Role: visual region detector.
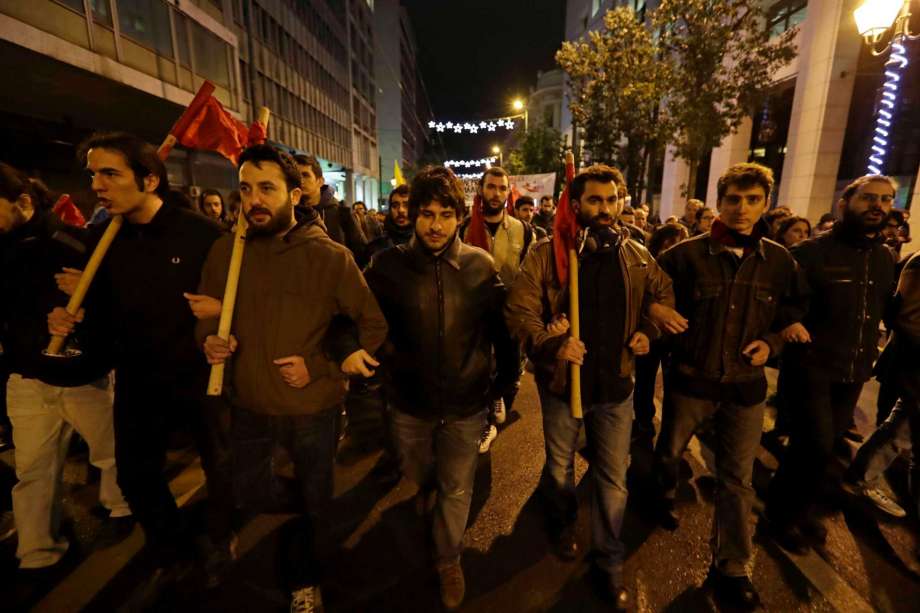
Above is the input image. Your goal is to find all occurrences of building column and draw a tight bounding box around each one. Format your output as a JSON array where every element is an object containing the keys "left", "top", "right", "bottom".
[
  {"left": 907, "top": 162, "right": 920, "bottom": 257},
  {"left": 706, "top": 118, "right": 753, "bottom": 206},
  {"left": 659, "top": 146, "right": 691, "bottom": 221},
  {"left": 345, "top": 169, "right": 355, "bottom": 205},
  {"left": 777, "top": 0, "right": 861, "bottom": 222}
]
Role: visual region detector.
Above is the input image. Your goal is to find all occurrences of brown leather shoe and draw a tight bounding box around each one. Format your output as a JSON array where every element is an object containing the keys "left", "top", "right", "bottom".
[{"left": 436, "top": 561, "right": 465, "bottom": 610}]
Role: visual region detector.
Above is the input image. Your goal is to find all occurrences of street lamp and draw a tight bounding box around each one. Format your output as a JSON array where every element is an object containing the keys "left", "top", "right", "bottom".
[
  {"left": 512, "top": 98, "right": 529, "bottom": 132},
  {"left": 853, "top": 0, "right": 919, "bottom": 174},
  {"left": 492, "top": 145, "right": 503, "bottom": 167}
]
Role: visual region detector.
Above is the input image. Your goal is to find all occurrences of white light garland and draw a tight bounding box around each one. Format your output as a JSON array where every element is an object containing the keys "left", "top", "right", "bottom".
[
  {"left": 427, "top": 117, "right": 518, "bottom": 134},
  {"left": 455, "top": 173, "right": 484, "bottom": 180},
  {"left": 444, "top": 156, "right": 497, "bottom": 169}
]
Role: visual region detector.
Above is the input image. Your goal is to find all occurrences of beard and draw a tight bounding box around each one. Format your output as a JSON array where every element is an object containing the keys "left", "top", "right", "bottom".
[
  {"left": 578, "top": 210, "right": 614, "bottom": 231},
  {"left": 482, "top": 198, "right": 505, "bottom": 216},
  {"left": 245, "top": 201, "right": 294, "bottom": 236},
  {"left": 842, "top": 205, "right": 887, "bottom": 233}
]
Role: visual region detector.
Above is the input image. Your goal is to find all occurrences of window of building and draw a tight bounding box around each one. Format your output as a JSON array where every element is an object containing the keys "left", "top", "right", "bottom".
[
  {"left": 91, "top": 0, "right": 113, "bottom": 26},
  {"left": 173, "top": 12, "right": 191, "bottom": 66},
  {"left": 191, "top": 21, "right": 230, "bottom": 88},
  {"left": 54, "top": 0, "right": 84, "bottom": 14},
  {"left": 118, "top": 0, "right": 174, "bottom": 58},
  {"left": 768, "top": 0, "right": 807, "bottom": 36}
]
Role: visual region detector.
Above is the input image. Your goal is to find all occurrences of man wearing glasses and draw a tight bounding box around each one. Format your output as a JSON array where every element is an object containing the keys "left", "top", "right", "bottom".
[
  {"left": 765, "top": 175, "right": 898, "bottom": 554},
  {"left": 652, "top": 163, "right": 801, "bottom": 611}
]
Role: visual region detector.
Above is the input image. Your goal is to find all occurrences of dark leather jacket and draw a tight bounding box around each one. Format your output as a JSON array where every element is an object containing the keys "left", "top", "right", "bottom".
[
  {"left": 784, "top": 224, "right": 896, "bottom": 382},
  {"left": 363, "top": 234, "right": 519, "bottom": 419},
  {"left": 657, "top": 233, "right": 800, "bottom": 384}
]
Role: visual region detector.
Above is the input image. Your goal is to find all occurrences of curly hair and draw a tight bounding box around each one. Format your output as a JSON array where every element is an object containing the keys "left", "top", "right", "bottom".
[{"left": 409, "top": 166, "right": 466, "bottom": 219}]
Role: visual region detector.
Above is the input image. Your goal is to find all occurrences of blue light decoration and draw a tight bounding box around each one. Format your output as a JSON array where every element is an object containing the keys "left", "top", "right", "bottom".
[{"left": 868, "top": 38, "right": 908, "bottom": 175}]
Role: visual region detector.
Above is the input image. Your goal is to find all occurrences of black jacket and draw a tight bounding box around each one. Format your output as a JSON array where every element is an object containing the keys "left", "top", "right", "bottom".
[
  {"left": 363, "top": 234, "right": 519, "bottom": 419},
  {"left": 299, "top": 185, "right": 367, "bottom": 265},
  {"left": 533, "top": 210, "right": 554, "bottom": 238},
  {"left": 657, "top": 232, "right": 800, "bottom": 388},
  {"left": 365, "top": 216, "right": 414, "bottom": 263},
  {"left": 89, "top": 203, "right": 224, "bottom": 381},
  {"left": 0, "top": 211, "right": 112, "bottom": 387},
  {"left": 785, "top": 223, "right": 897, "bottom": 382}
]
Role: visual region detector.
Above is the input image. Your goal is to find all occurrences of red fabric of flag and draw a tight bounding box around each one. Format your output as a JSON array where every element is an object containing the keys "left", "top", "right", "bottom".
[
  {"left": 552, "top": 157, "right": 578, "bottom": 286},
  {"left": 52, "top": 194, "right": 85, "bottom": 227},
  {"left": 465, "top": 194, "right": 490, "bottom": 251},
  {"left": 178, "top": 96, "right": 250, "bottom": 164}
]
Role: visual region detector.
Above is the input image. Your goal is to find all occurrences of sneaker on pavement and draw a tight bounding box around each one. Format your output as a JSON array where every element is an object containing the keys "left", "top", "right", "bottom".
[
  {"left": 0, "top": 510, "right": 15, "bottom": 542},
  {"left": 491, "top": 397, "right": 507, "bottom": 425},
  {"left": 478, "top": 424, "right": 498, "bottom": 454},
  {"left": 291, "top": 584, "right": 324, "bottom": 613},
  {"left": 863, "top": 486, "right": 907, "bottom": 518},
  {"left": 436, "top": 561, "right": 465, "bottom": 610}
]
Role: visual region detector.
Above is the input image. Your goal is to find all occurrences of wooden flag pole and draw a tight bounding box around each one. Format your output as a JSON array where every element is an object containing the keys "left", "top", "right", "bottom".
[
  {"left": 45, "top": 82, "right": 217, "bottom": 355},
  {"left": 207, "top": 106, "right": 271, "bottom": 396},
  {"left": 564, "top": 151, "right": 582, "bottom": 419}
]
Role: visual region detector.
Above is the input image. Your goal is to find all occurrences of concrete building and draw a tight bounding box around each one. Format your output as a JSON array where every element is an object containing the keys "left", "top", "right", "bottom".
[
  {"left": 374, "top": 0, "right": 434, "bottom": 201},
  {"left": 560, "top": 0, "right": 918, "bottom": 247},
  {"left": 0, "top": 0, "right": 381, "bottom": 208},
  {"left": 527, "top": 68, "right": 564, "bottom": 133}
]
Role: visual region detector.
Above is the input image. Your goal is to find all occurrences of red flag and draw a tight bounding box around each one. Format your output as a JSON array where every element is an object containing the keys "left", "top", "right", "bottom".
[
  {"left": 52, "top": 194, "right": 85, "bottom": 227},
  {"left": 552, "top": 156, "right": 578, "bottom": 286},
  {"left": 507, "top": 184, "right": 520, "bottom": 217},
  {"left": 178, "top": 96, "right": 250, "bottom": 164},
  {"left": 465, "top": 194, "right": 490, "bottom": 251}
]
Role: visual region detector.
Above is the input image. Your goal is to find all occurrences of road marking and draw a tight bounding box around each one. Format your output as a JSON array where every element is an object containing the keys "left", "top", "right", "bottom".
[
  {"left": 773, "top": 547, "right": 874, "bottom": 613},
  {"left": 32, "top": 458, "right": 206, "bottom": 613}
]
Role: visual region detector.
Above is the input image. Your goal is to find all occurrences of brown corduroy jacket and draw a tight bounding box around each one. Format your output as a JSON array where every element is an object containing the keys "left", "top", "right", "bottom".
[{"left": 195, "top": 218, "right": 387, "bottom": 415}]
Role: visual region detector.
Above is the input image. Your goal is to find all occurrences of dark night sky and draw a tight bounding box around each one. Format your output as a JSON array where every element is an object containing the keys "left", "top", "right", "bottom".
[{"left": 402, "top": 0, "right": 566, "bottom": 161}]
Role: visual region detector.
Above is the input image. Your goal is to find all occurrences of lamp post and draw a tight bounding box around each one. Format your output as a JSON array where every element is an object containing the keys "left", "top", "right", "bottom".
[
  {"left": 491, "top": 145, "right": 503, "bottom": 167},
  {"left": 512, "top": 98, "right": 529, "bottom": 132},
  {"left": 853, "top": 0, "right": 919, "bottom": 175}
]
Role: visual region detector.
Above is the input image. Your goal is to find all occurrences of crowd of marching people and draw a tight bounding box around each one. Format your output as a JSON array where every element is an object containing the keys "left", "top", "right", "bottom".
[{"left": 0, "top": 131, "right": 918, "bottom": 613}]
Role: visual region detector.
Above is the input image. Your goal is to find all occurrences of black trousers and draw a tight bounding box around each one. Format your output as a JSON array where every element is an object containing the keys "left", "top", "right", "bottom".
[
  {"left": 765, "top": 367, "right": 863, "bottom": 528},
  {"left": 633, "top": 344, "right": 665, "bottom": 435},
  {"left": 112, "top": 370, "right": 234, "bottom": 566}
]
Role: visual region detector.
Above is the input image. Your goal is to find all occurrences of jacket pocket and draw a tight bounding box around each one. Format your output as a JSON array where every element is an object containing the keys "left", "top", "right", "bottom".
[{"left": 753, "top": 289, "right": 777, "bottom": 335}]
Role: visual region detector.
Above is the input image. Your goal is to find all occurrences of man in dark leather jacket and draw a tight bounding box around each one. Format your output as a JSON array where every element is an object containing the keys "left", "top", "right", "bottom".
[
  {"left": 363, "top": 166, "right": 517, "bottom": 611},
  {"left": 765, "top": 174, "right": 898, "bottom": 553},
  {"left": 654, "top": 163, "right": 800, "bottom": 612}
]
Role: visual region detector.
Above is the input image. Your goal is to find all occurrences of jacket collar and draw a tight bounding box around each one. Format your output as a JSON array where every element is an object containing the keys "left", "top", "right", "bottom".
[
  {"left": 706, "top": 227, "right": 767, "bottom": 260},
  {"left": 408, "top": 231, "right": 462, "bottom": 270}
]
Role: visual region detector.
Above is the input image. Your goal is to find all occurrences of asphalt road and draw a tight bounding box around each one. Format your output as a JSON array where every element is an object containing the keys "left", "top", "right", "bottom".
[{"left": 1, "top": 368, "right": 918, "bottom": 612}]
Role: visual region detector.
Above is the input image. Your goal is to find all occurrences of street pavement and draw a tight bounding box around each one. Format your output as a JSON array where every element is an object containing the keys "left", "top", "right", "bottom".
[{"left": 1, "top": 368, "right": 919, "bottom": 612}]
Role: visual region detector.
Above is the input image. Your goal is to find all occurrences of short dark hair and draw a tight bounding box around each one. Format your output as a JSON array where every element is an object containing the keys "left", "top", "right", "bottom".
[
  {"left": 716, "top": 162, "right": 774, "bottom": 202},
  {"left": 695, "top": 206, "right": 714, "bottom": 221},
  {"left": 353, "top": 201, "right": 366, "bottom": 210},
  {"left": 78, "top": 131, "right": 170, "bottom": 199},
  {"left": 0, "top": 162, "right": 54, "bottom": 211},
  {"left": 540, "top": 195, "right": 552, "bottom": 203},
  {"left": 621, "top": 205, "right": 635, "bottom": 216},
  {"left": 648, "top": 223, "right": 687, "bottom": 258},
  {"left": 293, "top": 153, "right": 323, "bottom": 179},
  {"left": 775, "top": 215, "right": 811, "bottom": 246},
  {"left": 840, "top": 174, "right": 898, "bottom": 204},
  {"left": 239, "top": 144, "right": 302, "bottom": 191},
  {"left": 199, "top": 188, "right": 224, "bottom": 212},
  {"left": 818, "top": 212, "right": 836, "bottom": 224},
  {"left": 764, "top": 207, "right": 791, "bottom": 224},
  {"left": 478, "top": 166, "right": 510, "bottom": 188},
  {"left": 409, "top": 166, "right": 466, "bottom": 220},
  {"left": 388, "top": 183, "right": 409, "bottom": 205},
  {"left": 570, "top": 164, "right": 625, "bottom": 203},
  {"left": 514, "top": 195, "right": 535, "bottom": 209}
]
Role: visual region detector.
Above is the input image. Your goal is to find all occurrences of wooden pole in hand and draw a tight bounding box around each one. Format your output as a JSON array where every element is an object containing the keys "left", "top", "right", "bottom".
[
  {"left": 565, "top": 151, "right": 582, "bottom": 419},
  {"left": 45, "top": 82, "right": 218, "bottom": 355},
  {"left": 207, "top": 106, "right": 271, "bottom": 396}
]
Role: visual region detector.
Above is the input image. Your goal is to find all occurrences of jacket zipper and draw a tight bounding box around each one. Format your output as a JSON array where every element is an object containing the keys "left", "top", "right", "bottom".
[
  {"left": 618, "top": 249, "right": 632, "bottom": 376},
  {"left": 850, "top": 250, "right": 870, "bottom": 381},
  {"left": 435, "top": 259, "right": 445, "bottom": 413}
]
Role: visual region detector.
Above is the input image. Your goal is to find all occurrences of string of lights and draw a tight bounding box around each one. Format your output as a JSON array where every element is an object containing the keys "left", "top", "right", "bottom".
[
  {"left": 444, "top": 157, "right": 497, "bottom": 168},
  {"left": 427, "top": 118, "right": 518, "bottom": 134},
  {"left": 867, "top": 39, "right": 907, "bottom": 175}
]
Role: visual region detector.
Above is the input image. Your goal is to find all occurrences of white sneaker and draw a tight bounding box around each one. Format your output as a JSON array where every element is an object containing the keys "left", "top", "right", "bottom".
[
  {"left": 863, "top": 487, "right": 907, "bottom": 518},
  {"left": 492, "top": 397, "right": 507, "bottom": 425},
  {"left": 0, "top": 511, "right": 14, "bottom": 542},
  {"left": 291, "top": 585, "right": 323, "bottom": 613},
  {"left": 478, "top": 425, "right": 498, "bottom": 454}
]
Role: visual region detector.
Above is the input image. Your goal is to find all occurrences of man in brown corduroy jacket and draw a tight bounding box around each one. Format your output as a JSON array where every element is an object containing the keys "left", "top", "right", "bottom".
[{"left": 195, "top": 144, "right": 386, "bottom": 612}]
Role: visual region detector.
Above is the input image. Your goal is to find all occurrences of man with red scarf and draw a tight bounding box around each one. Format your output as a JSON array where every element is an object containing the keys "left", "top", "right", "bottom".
[{"left": 652, "top": 163, "right": 802, "bottom": 612}]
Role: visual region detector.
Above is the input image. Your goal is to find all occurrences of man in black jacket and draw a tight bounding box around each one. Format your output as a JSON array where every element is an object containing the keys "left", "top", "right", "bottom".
[
  {"left": 765, "top": 174, "right": 898, "bottom": 552},
  {"left": 365, "top": 184, "right": 413, "bottom": 261},
  {"left": 362, "top": 166, "right": 518, "bottom": 610},
  {"left": 47, "top": 133, "right": 232, "bottom": 589},
  {"left": 0, "top": 162, "right": 131, "bottom": 571},
  {"left": 654, "top": 163, "right": 801, "bottom": 612},
  {"left": 294, "top": 153, "right": 367, "bottom": 264}
]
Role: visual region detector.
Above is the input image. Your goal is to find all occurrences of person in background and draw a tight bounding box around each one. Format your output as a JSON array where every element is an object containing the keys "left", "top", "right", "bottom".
[
  {"left": 514, "top": 195, "right": 547, "bottom": 240},
  {"left": 533, "top": 195, "right": 555, "bottom": 238},
  {"left": 353, "top": 201, "right": 382, "bottom": 242},
  {"left": 693, "top": 207, "right": 716, "bottom": 235},
  {"left": 815, "top": 212, "right": 836, "bottom": 236},
  {"left": 199, "top": 189, "right": 226, "bottom": 226},
  {"left": 679, "top": 199, "right": 703, "bottom": 230},
  {"left": 775, "top": 216, "right": 811, "bottom": 249}
]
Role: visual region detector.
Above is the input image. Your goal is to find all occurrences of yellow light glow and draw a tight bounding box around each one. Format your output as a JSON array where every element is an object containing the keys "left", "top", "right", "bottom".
[
  {"left": 491, "top": 145, "right": 501, "bottom": 154},
  {"left": 853, "top": 0, "right": 903, "bottom": 37},
  {"left": 512, "top": 99, "right": 524, "bottom": 111}
]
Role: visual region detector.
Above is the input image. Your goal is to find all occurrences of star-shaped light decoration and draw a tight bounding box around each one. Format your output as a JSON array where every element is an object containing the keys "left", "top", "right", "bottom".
[{"left": 428, "top": 121, "right": 436, "bottom": 128}]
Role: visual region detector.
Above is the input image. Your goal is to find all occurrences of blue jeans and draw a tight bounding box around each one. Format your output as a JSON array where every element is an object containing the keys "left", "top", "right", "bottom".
[
  {"left": 231, "top": 405, "right": 337, "bottom": 589},
  {"left": 390, "top": 408, "right": 487, "bottom": 564},
  {"left": 538, "top": 386, "right": 633, "bottom": 582}
]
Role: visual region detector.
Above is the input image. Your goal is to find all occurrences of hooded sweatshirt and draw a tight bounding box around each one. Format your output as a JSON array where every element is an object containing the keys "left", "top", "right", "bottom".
[{"left": 195, "top": 213, "right": 387, "bottom": 415}]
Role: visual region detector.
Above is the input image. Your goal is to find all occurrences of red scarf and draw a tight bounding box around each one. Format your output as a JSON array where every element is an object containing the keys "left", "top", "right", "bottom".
[{"left": 709, "top": 219, "right": 762, "bottom": 257}]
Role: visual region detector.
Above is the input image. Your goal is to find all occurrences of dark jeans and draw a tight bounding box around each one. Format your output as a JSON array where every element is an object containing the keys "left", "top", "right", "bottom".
[
  {"left": 848, "top": 395, "right": 920, "bottom": 516},
  {"left": 538, "top": 385, "right": 633, "bottom": 582},
  {"left": 766, "top": 368, "right": 863, "bottom": 529},
  {"left": 633, "top": 344, "right": 663, "bottom": 435},
  {"left": 231, "top": 405, "right": 336, "bottom": 589},
  {"left": 654, "top": 391, "right": 764, "bottom": 577},
  {"left": 390, "top": 407, "right": 486, "bottom": 564},
  {"left": 113, "top": 372, "right": 234, "bottom": 566}
]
